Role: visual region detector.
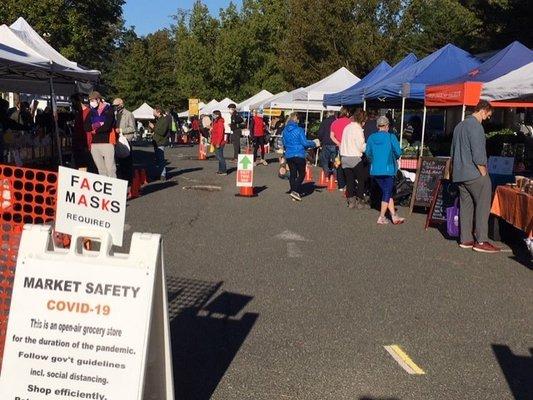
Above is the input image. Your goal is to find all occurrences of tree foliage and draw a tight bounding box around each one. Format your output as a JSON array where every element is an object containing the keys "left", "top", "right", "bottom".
[{"left": 2, "top": 0, "right": 531, "bottom": 110}]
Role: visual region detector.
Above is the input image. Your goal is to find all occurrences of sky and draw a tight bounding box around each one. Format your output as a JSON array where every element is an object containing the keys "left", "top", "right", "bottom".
[{"left": 123, "top": 0, "right": 238, "bottom": 36}]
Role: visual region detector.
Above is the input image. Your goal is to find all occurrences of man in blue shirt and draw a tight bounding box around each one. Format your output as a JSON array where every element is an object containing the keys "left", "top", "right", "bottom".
[{"left": 451, "top": 100, "right": 500, "bottom": 253}]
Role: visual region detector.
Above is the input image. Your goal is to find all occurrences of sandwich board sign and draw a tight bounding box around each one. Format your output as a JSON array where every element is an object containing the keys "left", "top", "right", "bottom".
[
  {"left": 0, "top": 225, "right": 174, "bottom": 400},
  {"left": 237, "top": 154, "right": 254, "bottom": 187},
  {"left": 55, "top": 166, "right": 128, "bottom": 246}
]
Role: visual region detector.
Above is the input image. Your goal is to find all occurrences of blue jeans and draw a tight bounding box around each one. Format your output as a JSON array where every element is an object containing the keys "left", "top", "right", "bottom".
[
  {"left": 155, "top": 146, "right": 166, "bottom": 178},
  {"left": 215, "top": 145, "right": 227, "bottom": 173},
  {"left": 320, "top": 145, "right": 337, "bottom": 175}
]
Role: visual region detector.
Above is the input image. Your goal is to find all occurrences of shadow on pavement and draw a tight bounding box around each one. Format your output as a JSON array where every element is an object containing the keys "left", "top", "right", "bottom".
[
  {"left": 359, "top": 397, "right": 400, "bottom": 400},
  {"left": 492, "top": 344, "right": 533, "bottom": 400},
  {"left": 166, "top": 275, "right": 259, "bottom": 400},
  {"left": 166, "top": 167, "right": 204, "bottom": 180},
  {"left": 139, "top": 181, "right": 178, "bottom": 196}
]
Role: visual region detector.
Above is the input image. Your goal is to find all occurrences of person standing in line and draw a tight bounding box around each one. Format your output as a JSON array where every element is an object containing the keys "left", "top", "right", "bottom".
[
  {"left": 70, "top": 94, "right": 94, "bottom": 172},
  {"left": 228, "top": 103, "right": 244, "bottom": 162},
  {"left": 451, "top": 100, "right": 500, "bottom": 253},
  {"left": 150, "top": 106, "right": 172, "bottom": 181},
  {"left": 250, "top": 110, "right": 268, "bottom": 166},
  {"left": 317, "top": 110, "right": 337, "bottom": 179},
  {"left": 211, "top": 110, "right": 227, "bottom": 175},
  {"left": 282, "top": 113, "right": 320, "bottom": 201},
  {"left": 340, "top": 110, "right": 369, "bottom": 209},
  {"left": 113, "top": 98, "right": 135, "bottom": 185},
  {"left": 330, "top": 107, "right": 352, "bottom": 191},
  {"left": 200, "top": 114, "right": 211, "bottom": 139},
  {"left": 365, "top": 116, "right": 405, "bottom": 225},
  {"left": 88, "top": 91, "right": 117, "bottom": 178},
  {"left": 191, "top": 116, "right": 201, "bottom": 143}
]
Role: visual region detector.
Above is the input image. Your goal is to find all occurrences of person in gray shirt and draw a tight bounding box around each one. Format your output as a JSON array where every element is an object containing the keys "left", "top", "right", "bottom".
[{"left": 451, "top": 100, "right": 500, "bottom": 253}]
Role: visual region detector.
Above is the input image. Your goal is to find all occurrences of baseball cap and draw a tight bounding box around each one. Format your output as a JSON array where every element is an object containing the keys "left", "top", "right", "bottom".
[{"left": 377, "top": 116, "right": 389, "bottom": 127}]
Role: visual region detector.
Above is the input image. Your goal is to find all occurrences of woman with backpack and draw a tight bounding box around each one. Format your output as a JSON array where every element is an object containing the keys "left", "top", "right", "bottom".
[{"left": 365, "top": 116, "right": 405, "bottom": 225}]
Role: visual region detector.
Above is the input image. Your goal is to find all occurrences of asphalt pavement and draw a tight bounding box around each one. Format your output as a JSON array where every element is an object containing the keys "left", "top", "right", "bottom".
[{"left": 124, "top": 144, "right": 532, "bottom": 400}]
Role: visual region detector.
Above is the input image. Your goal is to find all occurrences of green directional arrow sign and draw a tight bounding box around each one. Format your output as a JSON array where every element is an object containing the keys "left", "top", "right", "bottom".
[{"left": 239, "top": 155, "right": 252, "bottom": 170}]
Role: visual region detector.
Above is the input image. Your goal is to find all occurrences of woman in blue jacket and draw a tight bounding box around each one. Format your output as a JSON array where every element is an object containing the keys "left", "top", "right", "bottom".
[
  {"left": 365, "top": 116, "right": 405, "bottom": 225},
  {"left": 282, "top": 113, "right": 320, "bottom": 201}
]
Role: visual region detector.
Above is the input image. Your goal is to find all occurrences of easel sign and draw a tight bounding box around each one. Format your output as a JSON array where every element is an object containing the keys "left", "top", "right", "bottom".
[
  {"left": 0, "top": 225, "right": 174, "bottom": 400},
  {"left": 409, "top": 157, "right": 450, "bottom": 213},
  {"left": 424, "top": 179, "right": 460, "bottom": 230}
]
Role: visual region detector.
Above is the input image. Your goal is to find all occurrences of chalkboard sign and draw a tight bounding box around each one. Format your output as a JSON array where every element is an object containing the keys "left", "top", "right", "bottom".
[
  {"left": 425, "top": 179, "right": 459, "bottom": 229},
  {"left": 409, "top": 157, "right": 450, "bottom": 211}
]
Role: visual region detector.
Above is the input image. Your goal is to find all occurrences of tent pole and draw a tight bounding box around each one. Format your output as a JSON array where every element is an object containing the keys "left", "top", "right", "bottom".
[
  {"left": 320, "top": 110, "right": 324, "bottom": 122},
  {"left": 363, "top": 100, "right": 367, "bottom": 111},
  {"left": 461, "top": 104, "right": 466, "bottom": 121},
  {"left": 304, "top": 100, "right": 310, "bottom": 133},
  {"left": 399, "top": 97, "right": 406, "bottom": 148},
  {"left": 49, "top": 77, "right": 63, "bottom": 166},
  {"left": 420, "top": 106, "right": 427, "bottom": 158}
]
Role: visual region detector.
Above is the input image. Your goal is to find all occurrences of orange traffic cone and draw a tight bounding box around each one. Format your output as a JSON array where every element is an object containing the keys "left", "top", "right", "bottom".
[
  {"left": 236, "top": 186, "right": 256, "bottom": 197},
  {"left": 304, "top": 164, "right": 314, "bottom": 183},
  {"left": 198, "top": 142, "right": 207, "bottom": 160},
  {"left": 130, "top": 170, "right": 140, "bottom": 198},
  {"left": 327, "top": 175, "right": 337, "bottom": 192},
  {"left": 139, "top": 169, "right": 147, "bottom": 186},
  {"left": 317, "top": 170, "right": 328, "bottom": 187}
]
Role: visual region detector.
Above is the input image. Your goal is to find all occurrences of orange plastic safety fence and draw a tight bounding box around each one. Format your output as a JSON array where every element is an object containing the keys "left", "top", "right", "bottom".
[{"left": 0, "top": 164, "right": 57, "bottom": 368}]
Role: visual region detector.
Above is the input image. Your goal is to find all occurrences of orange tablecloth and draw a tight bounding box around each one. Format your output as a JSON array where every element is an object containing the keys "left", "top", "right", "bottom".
[{"left": 491, "top": 186, "right": 533, "bottom": 238}]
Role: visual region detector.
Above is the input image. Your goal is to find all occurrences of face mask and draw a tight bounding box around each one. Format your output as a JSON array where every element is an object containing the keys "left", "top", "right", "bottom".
[{"left": 90, "top": 100, "right": 98, "bottom": 109}]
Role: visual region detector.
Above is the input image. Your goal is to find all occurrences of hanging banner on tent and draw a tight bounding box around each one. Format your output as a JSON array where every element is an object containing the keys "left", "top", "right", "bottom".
[
  {"left": 55, "top": 167, "right": 128, "bottom": 246},
  {"left": 188, "top": 99, "right": 199, "bottom": 116},
  {"left": 237, "top": 154, "right": 254, "bottom": 187},
  {"left": 0, "top": 225, "right": 174, "bottom": 400}
]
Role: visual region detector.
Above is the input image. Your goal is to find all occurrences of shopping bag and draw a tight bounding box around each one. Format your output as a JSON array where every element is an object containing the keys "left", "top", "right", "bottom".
[
  {"left": 446, "top": 199, "right": 460, "bottom": 237},
  {"left": 115, "top": 133, "right": 131, "bottom": 158}
]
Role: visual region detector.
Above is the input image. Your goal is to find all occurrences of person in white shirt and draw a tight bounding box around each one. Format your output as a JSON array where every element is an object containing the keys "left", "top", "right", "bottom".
[{"left": 340, "top": 109, "right": 368, "bottom": 209}]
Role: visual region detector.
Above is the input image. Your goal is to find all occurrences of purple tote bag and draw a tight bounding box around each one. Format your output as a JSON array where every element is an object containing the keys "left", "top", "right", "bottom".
[{"left": 446, "top": 198, "right": 460, "bottom": 237}]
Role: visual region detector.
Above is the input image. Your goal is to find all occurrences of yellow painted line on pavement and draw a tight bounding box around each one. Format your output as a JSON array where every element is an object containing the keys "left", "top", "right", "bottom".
[{"left": 384, "top": 345, "right": 426, "bottom": 375}]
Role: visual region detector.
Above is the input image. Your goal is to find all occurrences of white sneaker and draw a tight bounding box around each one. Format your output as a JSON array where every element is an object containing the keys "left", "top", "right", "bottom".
[{"left": 290, "top": 191, "right": 302, "bottom": 201}]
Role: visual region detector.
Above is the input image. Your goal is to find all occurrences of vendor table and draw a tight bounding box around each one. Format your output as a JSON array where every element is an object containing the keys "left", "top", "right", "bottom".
[{"left": 490, "top": 185, "right": 533, "bottom": 238}]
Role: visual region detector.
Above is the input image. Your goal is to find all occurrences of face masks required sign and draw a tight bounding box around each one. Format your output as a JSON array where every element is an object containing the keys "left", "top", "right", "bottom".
[{"left": 55, "top": 167, "right": 128, "bottom": 246}]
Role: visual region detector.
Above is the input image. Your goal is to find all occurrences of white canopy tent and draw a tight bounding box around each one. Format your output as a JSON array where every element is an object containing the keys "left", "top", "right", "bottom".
[
  {"left": 305, "top": 67, "right": 360, "bottom": 101},
  {"left": 248, "top": 91, "right": 288, "bottom": 111},
  {"left": 10, "top": 17, "right": 100, "bottom": 82},
  {"left": 199, "top": 99, "right": 219, "bottom": 114},
  {"left": 132, "top": 103, "right": 154, "bottom": 120},
  {"left": 481, "top": 61, "right": 533, "bottom": 102},
  {"left": 0, "top": 18, "right": 100, "bottom": 164},
  {"left": 238, "top": 90, "right": 273, "bottom": 111},
  {"left": 202, "top": 98, "right": 237, "bottom": 115}
]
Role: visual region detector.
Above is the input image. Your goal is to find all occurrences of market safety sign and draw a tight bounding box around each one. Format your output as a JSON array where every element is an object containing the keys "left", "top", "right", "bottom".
[
  {"left": 0, "top": 225, "right": 174, "bottom": 400},
  {"left": 55, "top": 167, "right": 127, "bottom": 246},
  {"left": 236, "top": 154, "right": 254, "bottom": 187}
]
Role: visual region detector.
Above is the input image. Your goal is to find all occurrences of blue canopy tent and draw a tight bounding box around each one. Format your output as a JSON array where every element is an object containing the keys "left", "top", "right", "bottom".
[
  {"left": 323, "top": 61, "right": 391, "bottom": 106},
  {"left": 426, "top": 41, "right": 533, "bottom": 119},
  {"left": 363, "top": 44, "right": 481, "bottom": 149},
  {"left": 324, "top": 54, "right": 419, "bottom": 109},
  {"left": 450, "top": 41, "right": 533, "bottom": 84}
]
